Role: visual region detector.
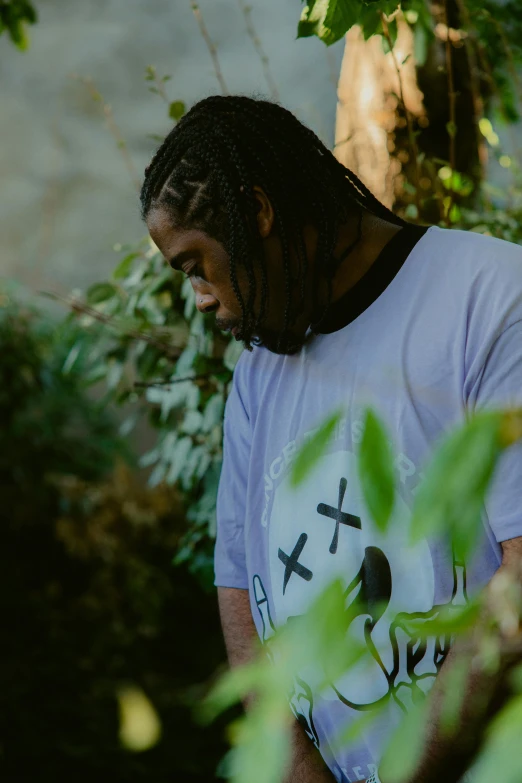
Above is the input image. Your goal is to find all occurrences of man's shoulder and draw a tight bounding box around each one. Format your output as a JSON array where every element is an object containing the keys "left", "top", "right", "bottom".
[
  {"left": 419, "top": 227, "right": 522, "bottom": 317},
  {"left": 424, "top": 225, "right": 522, "bottom": 273}
]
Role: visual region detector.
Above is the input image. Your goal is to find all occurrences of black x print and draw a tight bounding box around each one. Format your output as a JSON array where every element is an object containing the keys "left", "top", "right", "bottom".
[
  {"left": 317, "top": 477, "right": 361, "bottom": 554},
  {"left": 278, "top": 533, "right": 313, "bottom": 595}
]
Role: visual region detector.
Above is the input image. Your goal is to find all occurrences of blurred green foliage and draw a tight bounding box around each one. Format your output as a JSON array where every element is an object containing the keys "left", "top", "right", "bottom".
[
  {"left": 206, "top": 407, "right": 522, "bottom": 783},
  {"left": 0, "top": 297, "right": 230, "bottom": 781},
  {"left": 60, "top": 235, "right": 243, "bottom": 587},
  {"left": 0, "top": 296, "right": 126, "bottom": 515}
]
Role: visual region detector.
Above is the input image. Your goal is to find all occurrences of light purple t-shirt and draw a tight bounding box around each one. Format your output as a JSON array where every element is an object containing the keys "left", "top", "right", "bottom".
[{"left": 214, "top": 226, "right": 522, "bottom": 782}]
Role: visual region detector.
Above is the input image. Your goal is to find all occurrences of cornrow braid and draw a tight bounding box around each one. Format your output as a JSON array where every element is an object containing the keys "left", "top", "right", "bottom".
[{"left": 141, "top": 95, "right": 406, "bottom": 350}]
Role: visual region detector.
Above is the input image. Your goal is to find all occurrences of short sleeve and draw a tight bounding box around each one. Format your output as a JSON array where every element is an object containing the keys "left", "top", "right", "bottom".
[
  {"left": 214, "top": 358, "right": 251, "bottom": 588},
  {"left": 469, "top": 319, "right": 522, "bottom": 543}
]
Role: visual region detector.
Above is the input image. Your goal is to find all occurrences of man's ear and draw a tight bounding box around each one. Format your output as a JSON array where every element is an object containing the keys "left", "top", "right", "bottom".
[{"left": 253, "top": 186, "right": 274, "bottom": 238}]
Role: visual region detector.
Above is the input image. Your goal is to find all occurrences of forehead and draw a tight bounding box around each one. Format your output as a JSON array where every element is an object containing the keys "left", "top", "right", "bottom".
[{"left": 146, "top": 206, "right": 213, "bottom": 258}]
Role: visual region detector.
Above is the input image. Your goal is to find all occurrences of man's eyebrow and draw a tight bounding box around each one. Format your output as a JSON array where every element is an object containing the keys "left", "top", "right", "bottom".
[{"left": 167, "top": 250, "right": 194, "bottom": 271}]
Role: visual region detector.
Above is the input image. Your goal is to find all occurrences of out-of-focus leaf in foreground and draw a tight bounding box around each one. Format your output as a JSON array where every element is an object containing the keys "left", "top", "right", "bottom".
[
  {"left": 290, "top": 409, "right": 341, "bottom": 488},
  {"left": 117, "top": 684, "right": 162, "bottom": 752},
  {"left": 201, "top": 579, "right": 367, "bottom": 783},
  {"left": 379, "top": 699, "right": 430, "bottom": 783},
  {"left": 358, "top": 408, "right": 395, "bottom": 532},
  {"left": 411, "top": 412, "right": 504, "bottom": 558},
  {"left": 472, "top": 695, "right": 522, "bottom": 783}
]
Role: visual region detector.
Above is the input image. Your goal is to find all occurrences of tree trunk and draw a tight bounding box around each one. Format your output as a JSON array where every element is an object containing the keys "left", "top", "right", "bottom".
[{"left": 335, "top": 4, "right": 486, "bottom": 223}]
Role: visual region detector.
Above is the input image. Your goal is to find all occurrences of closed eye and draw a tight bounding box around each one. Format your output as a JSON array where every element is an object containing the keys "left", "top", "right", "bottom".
[
  {"left": 168, "top": 250, "right": 199, "bottom": 274},
  {"left": 167, "top": 251, "right": 207, "bottom": 282}
]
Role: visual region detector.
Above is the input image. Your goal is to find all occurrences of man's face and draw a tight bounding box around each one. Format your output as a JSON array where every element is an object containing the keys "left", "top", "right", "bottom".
[{"left": 147, "top": 205, "right": 312, "bottom": 354}]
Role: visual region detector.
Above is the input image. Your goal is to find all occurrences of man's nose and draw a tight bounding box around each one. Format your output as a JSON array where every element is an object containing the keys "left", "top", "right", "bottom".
[{"left": 196, "top": 293, "right": 219, "bottom": 314}]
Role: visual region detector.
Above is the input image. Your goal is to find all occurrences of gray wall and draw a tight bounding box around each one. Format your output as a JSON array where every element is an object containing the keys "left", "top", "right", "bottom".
[{"left": 0, "top": 0, "right": 343, "bottom": 300}]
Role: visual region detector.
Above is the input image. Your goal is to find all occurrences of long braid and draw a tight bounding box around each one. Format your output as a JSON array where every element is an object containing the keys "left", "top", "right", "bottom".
[
  {"left": 242, "top": 126, "right": 340, "bottom": 326},
  {"left": 233, "top": 137, "right": 298, "bottom": 344},
  {"left": 141, "top": 95, "right": 407, "bottom": 350},
  {"left": 211, "top": 125, "right": 260, "bottom": 325}
]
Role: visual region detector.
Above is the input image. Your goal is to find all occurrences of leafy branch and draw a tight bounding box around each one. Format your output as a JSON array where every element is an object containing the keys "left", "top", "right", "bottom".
[
  {"left": 237, "top": 0, "right": 280, "bottom": 101},
  {"left": 380, "top": 10, "right": 422, "bottom": 218},
  {"left": 42, "top": 291, "right": 183, "bottom": 362},
  {"left": 190, "top": 1, "right": 229, "bottom": 94},
  {"left": 73, "top": 75, "right": 141, "bottom": 192},
  {"left": 442, "top": 0, "right": 458, "bottom": 223}
]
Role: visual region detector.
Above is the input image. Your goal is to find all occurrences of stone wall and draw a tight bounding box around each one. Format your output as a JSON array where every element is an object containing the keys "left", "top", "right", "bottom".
[{"left": 0, "top": 0, "right": 342, "bottom": 300}]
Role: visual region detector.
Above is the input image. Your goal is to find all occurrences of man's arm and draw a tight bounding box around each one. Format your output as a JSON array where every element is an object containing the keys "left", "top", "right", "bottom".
[
  {"left": 217, "top": 586, "right": 336, "bottom": 783},
  {"left": 398, "top": 537, "right": 522, "bottom": 783}
]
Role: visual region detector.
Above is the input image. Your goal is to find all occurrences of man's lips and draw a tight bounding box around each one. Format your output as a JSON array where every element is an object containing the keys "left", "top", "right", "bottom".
[{"left": 219, "top": 323, "right": 241, "bottom": 338}]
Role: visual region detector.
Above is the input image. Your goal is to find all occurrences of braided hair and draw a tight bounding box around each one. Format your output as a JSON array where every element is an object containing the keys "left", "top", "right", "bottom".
[{"left": 141, "top": 95, "right": 405, "bottom": 351}]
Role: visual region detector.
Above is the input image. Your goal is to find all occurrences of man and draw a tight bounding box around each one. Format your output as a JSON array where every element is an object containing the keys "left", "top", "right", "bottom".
[{"left": 142, "top": 95, "right": 522, "bottom": 782}]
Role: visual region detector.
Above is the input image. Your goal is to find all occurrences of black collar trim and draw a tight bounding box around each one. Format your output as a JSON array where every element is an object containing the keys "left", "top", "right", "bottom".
[{"left": 316, "top": 222, "right": 429, "bottom": 334}]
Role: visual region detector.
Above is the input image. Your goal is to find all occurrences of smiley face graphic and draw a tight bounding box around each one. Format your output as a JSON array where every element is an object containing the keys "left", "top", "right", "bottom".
[{"left": 266, "top": 449, "right": 437, "bottom": 711}]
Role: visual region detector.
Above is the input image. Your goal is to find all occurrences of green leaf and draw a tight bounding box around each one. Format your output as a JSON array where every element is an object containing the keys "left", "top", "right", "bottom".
[
  {"left": 202, "top": 393, "right": 225, "bottom": 433},
  {"left": 145, "top": 269, "right": 173, "bottom": 296},
  {"left": 0, "top": 0, "right": 37, "bottom": 50},
  {"left": 289, "top": 410, "right": 341, "bottom": 488},
  {"left": 12, "top": 21, "right": 29, "bottom": 49},
  {"left": 62, "top": 343, "right": 82, "bottom": 375},
  {"left": 297, "top": 0, "right": 358, "bottom": 47},
  {"left": 438, "top": 658, "right": 470, "bottom": 736},
  {"left": 402, "top": 181, "right": 417, "bottom": 195},
  {"left": 282, "top": 578, "right": 366, "bottom": 682},
  {"left": 380, "top": 699, "right": 429, "bottom": 782},
  {"left": 358, "top": 5, "right": 383, "bottom": 40},
  {"left": 411, "top": 412, "right": 504, "bottom": 558},
  {"left": 509, "top": 663, "right": 522, "bottom": 693},
  {"left": 223, "top": 337, "right": 243, "bottom": 372},
  {"left": 413, "top": 21, "right": 428, "bottom": 67},
  {"left": 332, "top": 706, "right": 385, "bottom": 754},
  {"left": 200, "top": 661, "right": 267, "bottom": 723},
  {"left": 117, "top": 685, "right": 162, "bottom": 752},
  {"left": 228, "top": 707, "right": 291, "bottom": 783},
  {"left": 398, "top": 597, "right": 480, "bottom": 640},
  {"left": 166, "top": 436, "right": 193, "bottom": 484},
  {"left": 472, "top": 695, "right": 522, "bottom": 783},
  {"left": 139, "top": 447, "right": 160, "bottom": 468},
  {"left": 358, "top": 409, "right": 395, "bottom": 532},
  {"left": 205, "top": 674, "right": 293, "bottom": 782},
  {"left": 112, "top": 252, "right": 140, "bottom": 279},
  {"left": 86, "top": 282, "right": 118, "bottom": 304},
  {"left": 169, "top": 101, "right": 186, "bottom": 121},
  {"left": 107, "top": 359, "right": 124, "bottom": 390},
  {"left": 446, "top": 120, "right": 458, "bottom": 138},
  {"left": 181, "top": 410, "right": 204, "bottom": 435}
]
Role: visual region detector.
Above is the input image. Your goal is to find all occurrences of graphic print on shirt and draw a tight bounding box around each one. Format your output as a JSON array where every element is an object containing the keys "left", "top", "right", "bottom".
[{"left": 259, "top": 448, "right": 468, "bottom": 731}]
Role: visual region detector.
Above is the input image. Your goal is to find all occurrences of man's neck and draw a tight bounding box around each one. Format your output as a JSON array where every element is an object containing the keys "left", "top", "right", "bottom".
[{"left": 330, "top": 211, "right": 403, "bottom": 304}]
